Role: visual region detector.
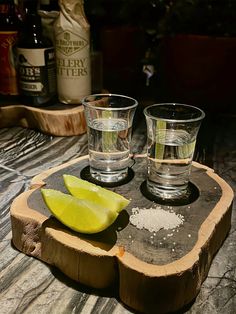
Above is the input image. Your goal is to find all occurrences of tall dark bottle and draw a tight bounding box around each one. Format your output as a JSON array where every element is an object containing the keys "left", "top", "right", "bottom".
[
  {"left": 17, "top": 0, "right": 57, "bottom": 107},
  {"left": 0, "top": 0, "right": 21, "bottom": 98}
]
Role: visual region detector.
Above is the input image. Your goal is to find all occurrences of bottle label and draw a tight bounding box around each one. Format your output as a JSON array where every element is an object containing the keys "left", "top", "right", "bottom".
[
  {"left": 55, "top": 30, "right": 91, "bottom": 104},
  {"left": 0, "top": 31, "right": 18, "bottom": 95},
  {"left": 17, "top": 47, "right": 57, "bottom": 97}
]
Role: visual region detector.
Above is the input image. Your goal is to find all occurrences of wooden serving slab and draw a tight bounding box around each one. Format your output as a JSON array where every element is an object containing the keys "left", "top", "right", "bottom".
[
  {"left": 0, "top": 103, "right": 86, "bottom": 136},
  {"left": 10, "top": 155, "right": 234, "bottom": 313}
]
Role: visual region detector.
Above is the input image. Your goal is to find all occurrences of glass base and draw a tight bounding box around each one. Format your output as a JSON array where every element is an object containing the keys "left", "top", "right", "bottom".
[
  {"left": 90, "top": 167, "right": 128, "bottom": 183},
  {"left": 80, "top": 166, "right": 134, "bottom": 188},
  {"left": 146, "top": 180, "right": 188, "bottom": 200},
  {"left": 141, "top": 180, "right": 199, "bottom": 206}
]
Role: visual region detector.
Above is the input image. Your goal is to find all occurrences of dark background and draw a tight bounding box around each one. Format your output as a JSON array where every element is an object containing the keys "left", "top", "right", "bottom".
[{"left": 83, "top": 0, "right": 236, "bottom": 116}]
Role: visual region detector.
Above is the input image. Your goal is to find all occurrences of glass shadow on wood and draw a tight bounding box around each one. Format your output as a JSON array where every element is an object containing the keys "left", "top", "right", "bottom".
[
  {"left": 140, "top": 180, "right": 199, "bottom": 206},
  {"left": 80, "top": 165, "right": 134, "bottom": 188}
]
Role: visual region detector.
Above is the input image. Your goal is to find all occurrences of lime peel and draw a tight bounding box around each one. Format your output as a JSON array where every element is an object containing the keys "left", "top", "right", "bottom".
[
  {"left": 63, "top": 174, "right": 130, "bottom": 213},
  {"left": 41, "top": 188, "right": 119, "bottom": 234}
]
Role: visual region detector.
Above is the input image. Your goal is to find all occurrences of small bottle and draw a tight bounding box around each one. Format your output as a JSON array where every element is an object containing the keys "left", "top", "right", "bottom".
[
  {"left": 0, "top": 0, "right": 21, "bottom": 99},
  {"left": 54, "top": 0, "right": 91, "bottom": 104},
  {"left": 17, "top": 0, "right": 57, "bottom": 107}
]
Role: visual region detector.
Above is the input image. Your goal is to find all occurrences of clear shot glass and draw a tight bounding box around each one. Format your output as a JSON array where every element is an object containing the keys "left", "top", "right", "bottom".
[
  {"left": 82, "top": 94, "right": 138, "bottom": 183},
  {"left": 144, "top": 103, "right": 205, "bottom": 200}
]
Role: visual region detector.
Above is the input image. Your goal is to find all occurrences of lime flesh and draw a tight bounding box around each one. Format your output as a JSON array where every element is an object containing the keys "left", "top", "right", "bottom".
[
  {"left": 41, "top": 189, "right": 119, "bottom": 234},
  {"left": 63, "top": 175, "right": 130, "bottom": 212}
]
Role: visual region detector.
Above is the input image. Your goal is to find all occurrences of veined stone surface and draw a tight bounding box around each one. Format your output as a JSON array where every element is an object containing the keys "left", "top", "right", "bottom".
[{"left": 0, "top": 114, "right": 236, "bottom": 313}]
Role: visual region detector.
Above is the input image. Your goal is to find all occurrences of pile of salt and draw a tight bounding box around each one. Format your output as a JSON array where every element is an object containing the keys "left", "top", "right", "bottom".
[{"left": 130, "top": 207, "right": 184, "bottom": 233}]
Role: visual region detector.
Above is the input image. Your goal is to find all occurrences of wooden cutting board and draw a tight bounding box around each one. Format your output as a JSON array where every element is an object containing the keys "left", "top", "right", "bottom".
[
  {"left": 0, "top": 103, "right": 86, "bottom": 136},
  {"left": 10, "top": 155, "right": 234, "bottom": 313}
]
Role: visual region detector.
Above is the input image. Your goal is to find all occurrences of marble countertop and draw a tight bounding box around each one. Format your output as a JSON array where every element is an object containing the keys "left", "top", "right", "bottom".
[{"left": 0, "top": 112, "right": 235, "bottom": 314}]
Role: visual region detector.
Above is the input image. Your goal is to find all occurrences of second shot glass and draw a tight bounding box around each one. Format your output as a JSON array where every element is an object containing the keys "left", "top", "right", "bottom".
[{"left": 144, "top": 103, "right": 205, "bottom": 200}]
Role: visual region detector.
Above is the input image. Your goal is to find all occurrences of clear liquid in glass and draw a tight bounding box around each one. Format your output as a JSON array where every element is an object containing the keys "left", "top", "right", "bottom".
[{"left": 88, "top": 118, "right": 131, "bottom": 182}]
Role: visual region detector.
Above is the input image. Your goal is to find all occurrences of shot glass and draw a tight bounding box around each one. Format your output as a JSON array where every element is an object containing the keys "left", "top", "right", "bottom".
[
  {"left": 82, "top": 94, "right": 138, "bottom": 183},
  {"left": 144, "top": 103, "right": 205, "bottom": 200}
]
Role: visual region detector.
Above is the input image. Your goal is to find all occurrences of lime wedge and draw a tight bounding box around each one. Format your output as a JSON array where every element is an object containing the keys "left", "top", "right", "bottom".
[
  {"left": 63, "top": 175, "right": 130, "bottom": 212},
  {"left": 41, "top": 189, "right": 119, "bottom": 234}
]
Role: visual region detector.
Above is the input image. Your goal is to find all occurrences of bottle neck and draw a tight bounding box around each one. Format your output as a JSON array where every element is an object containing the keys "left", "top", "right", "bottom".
[
  {"left": 23, "top": 0, "right": 39, "bottom": 15},
  {"left": 22, "top": 0, "right": 42, "bottom": 35},
  {"left": 18, "top": 0, "right": 53, "bottom": 48},
  {"left": 0, "top": 0, "right": 21, "bottom": 30},
  {"left": 40, "top": 0, "right": 59, "bottom": 11},
  {"left": 59, "top": 0, "right": 89, "bottom": 29},
  {"left": 24, "top": 14, "right": 43, "bottom": 35}
]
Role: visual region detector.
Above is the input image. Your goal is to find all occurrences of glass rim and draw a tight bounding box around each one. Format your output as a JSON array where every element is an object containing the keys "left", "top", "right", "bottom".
[
  {"left": 144, "top": 103, "right": 205, "bottom": 122},
  {"left": 82, "top": 93, "right": 138, "bottom": 111}
]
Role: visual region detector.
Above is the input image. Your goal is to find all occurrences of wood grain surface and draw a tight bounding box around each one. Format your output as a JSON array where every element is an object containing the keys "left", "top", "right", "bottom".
[
  {"left": 0, "top": 104, "right": 86, "bottom": 136},
  {"left": 10, "top": 154, "right": 233, "bottom": 313}
]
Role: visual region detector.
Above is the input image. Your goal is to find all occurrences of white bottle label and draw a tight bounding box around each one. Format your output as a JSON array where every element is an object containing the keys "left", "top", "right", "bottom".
[
  {"left": 55, "top": 30, "right": 91, "bottom": 104},
  {"left": 17, "top": 47, "right": 57, "bottom": 96}
]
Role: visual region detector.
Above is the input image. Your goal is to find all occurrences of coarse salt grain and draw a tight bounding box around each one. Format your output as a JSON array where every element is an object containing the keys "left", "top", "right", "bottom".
[{"left": 129, "top": 207, "right": 184, "bottom": 233}]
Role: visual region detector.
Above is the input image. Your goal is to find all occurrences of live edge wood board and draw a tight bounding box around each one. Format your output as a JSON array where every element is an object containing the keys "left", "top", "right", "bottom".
[
  {"left": 10, "top": 155, "right": 234, "bottom": 313},
  {"left": 0, "top": 104, "right": 86, "bottom": 136}
]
